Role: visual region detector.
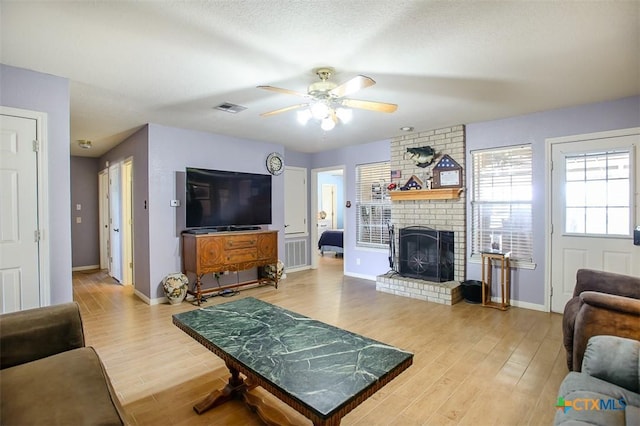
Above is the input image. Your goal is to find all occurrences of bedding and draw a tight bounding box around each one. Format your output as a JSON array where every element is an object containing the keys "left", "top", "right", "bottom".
[{"left": 318, "top": 229, "right": 344, "bottom": 256}]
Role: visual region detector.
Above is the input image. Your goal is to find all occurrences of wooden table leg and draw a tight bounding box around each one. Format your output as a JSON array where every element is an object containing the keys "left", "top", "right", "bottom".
[
  {"left": 193, "top": 274, "right": 204, "bottom": 306},
  {"left": 193, "top": 366, "right": 247, "bottom": 414},
  {"left": 194, "top": 367, "right": 305, "bottom": 426}
]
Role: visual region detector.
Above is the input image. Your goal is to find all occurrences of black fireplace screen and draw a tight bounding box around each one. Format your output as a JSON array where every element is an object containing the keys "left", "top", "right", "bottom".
[{"left": 398, "top": 226, "right": 454, "bottom": 282}]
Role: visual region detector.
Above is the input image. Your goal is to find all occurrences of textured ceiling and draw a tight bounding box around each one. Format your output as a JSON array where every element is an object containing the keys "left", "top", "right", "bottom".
[{"left": 1, "top": 1, "right": 638, "bottom": 157}]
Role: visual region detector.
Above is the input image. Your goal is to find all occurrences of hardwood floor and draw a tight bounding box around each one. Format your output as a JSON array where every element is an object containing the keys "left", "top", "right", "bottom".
[{"left": 73, "top": 257, "right": 566, "bottom": 425}]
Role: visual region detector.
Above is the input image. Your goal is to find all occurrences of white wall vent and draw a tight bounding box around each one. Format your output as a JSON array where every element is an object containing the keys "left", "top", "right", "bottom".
[{"left": 285, "top": 239, "right": 307, "bottom": 269}]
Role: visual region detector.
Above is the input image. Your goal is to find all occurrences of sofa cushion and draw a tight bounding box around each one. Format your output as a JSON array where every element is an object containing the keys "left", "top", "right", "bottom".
[
  {"left": 555, "top": 372, "right": 640, "bottom": 426},
  {"left": 582, "top": 335, "right": 640, "bottom": 394},
  {"left": 0, "top": 347, "right": 124, "bottom": 425},
  {"left": 0, "top": 302, "right": 85, "bottom": 369}
]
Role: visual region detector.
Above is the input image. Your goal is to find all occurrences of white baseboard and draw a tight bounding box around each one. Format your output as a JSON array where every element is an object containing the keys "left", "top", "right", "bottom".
[
  {"left": 502, "top": 298, "right": 547, "bottom": 312},
  {"left": 72, "top": 265, "right": 100, "bottom": 272},
  {"left": 134, "top": 289, "right": 168, "bottom": 305},
  {"left": 344, "top": 272, "right": 377, "bottom": 281},
  {"left": 285, "top": 265, "right": 311, "bottom": 273}
]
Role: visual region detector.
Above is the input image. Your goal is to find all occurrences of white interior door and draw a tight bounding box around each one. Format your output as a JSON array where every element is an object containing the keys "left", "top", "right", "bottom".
[
  {"left": 109, "top": 163, "right": 123, "bottom": 283},
  {"left": 321, "top": 183, "right": 337, "bottom": 229},
  {"left": 284, "top": 167, "right": 307, "bottom": 236},
  {"left": 549, "top": 128, "right": 640, "bottom": 313},
  {"left": 0, "top": 114, "right": 41, "bottom": 312}
]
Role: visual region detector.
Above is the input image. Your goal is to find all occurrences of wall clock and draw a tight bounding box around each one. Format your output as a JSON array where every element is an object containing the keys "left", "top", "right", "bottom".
[{"left": 266, "top": 152, "right": 284, "bottom": 175}]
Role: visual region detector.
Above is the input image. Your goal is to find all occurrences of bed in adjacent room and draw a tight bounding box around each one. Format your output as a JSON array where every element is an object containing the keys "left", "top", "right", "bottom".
[{"left": 318, "top": 229, "right": 344, "bottom": 256}]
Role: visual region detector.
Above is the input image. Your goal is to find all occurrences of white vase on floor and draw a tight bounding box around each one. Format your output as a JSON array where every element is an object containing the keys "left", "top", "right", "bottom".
[{"left": 162, "top": 273, "right": 189, "bottom": 305}]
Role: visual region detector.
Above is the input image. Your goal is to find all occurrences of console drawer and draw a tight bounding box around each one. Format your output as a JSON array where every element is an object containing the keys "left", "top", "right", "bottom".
[
  {"left": 225, "top": 248, "right": 258, "bottom": 264},
  {"left": 224, "top": 236, "right": 257, "bottom": 250}
]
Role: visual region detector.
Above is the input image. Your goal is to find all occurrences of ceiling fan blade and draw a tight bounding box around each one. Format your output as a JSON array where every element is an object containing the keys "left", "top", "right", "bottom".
[
  {"left": 329, "top": 75, "right": 375, "bottom": 98},
  {"left": 341, "top": 98, "right": 398, "bottom": 113},
  {"left": 257, "top": 85, "right": 309, "bottom": 98},
  {"left": 260, "top": 103, "right": 308, "bottom": 117}
]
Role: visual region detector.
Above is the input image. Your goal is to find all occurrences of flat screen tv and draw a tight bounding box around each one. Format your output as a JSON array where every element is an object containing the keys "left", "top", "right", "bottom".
[{"left": 186, "top": 167, "right": 272, "bottom": 229}]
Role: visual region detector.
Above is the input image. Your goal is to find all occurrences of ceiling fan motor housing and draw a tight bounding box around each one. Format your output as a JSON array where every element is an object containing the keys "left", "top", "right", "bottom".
[
  {"left": 308, "top": 67, "right": 338, "bottom": 98},
  {"left": 308, "top": 81, "right": 338, "bottom": 97}
]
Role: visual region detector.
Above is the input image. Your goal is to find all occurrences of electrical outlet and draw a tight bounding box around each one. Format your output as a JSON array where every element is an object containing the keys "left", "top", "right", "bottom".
[{"left": 76, "top": 217, "right": 82, "bottom": 224}]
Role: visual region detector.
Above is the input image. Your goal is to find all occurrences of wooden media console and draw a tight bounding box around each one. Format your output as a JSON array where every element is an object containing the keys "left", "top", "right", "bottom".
[{"left": 182, "top": 230, "right": 278, "bottom": 304}]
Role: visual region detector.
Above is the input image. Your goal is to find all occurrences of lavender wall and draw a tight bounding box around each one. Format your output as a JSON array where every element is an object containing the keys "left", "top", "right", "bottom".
[
  {"left": 312, "top": 139, "right": 392, "bottom": 279},
  {"left": 70, "top": 156, "right": 100, "bottom": 268},
  {"left": 99, "top": 126, "right": 150, "bottom": 297},
  {"left": 466, "top": 96, "right": 640, "bottom": 307},
  {"left": 147, "top": 124, "right": 285, "bottom": 300},
  {"left": 0, "top": 64, "right": 72, "bottom": 304}
]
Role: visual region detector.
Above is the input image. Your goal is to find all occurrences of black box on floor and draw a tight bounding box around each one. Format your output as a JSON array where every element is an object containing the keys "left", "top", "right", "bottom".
[{"left": 461, "top": 280, "right": 483, "bottom": 304}]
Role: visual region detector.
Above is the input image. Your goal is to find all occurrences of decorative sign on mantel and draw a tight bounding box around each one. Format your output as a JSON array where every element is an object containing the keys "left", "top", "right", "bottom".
[{"left": 431, "top": 154, "right": 462, "bottom": 189}]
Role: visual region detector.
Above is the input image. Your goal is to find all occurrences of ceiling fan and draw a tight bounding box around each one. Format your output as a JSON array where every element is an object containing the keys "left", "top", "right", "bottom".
[{"left": 257, "top": 67, "right": 398, "bottom": 122}]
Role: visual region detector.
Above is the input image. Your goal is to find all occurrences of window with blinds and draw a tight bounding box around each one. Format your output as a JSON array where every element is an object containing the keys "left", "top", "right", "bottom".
[
  {"left": 471, "top": 145, "right": 533, "bottom": 264},
  {"left": 355, "top": 161, "right": 391, "bottom": 248}
]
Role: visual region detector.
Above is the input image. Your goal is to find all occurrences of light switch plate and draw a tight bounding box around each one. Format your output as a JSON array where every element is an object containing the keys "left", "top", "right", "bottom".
[{"left": 170, "top": 200, "right": 180, "bottom": 207}]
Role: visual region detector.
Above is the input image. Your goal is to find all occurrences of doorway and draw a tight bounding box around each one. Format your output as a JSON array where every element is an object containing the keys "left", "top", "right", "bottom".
[
  {"left": 101, "top": 159, "right": 134, "bottom": 286},
  {"left": 0, "top": 107, "right": 50, "bottom": 312},
  {"left": 311, "top": 167, "right": 345, "bottom": 269},
  {"left": 547, "top": 128, "right": 640, "bottom": 313}
]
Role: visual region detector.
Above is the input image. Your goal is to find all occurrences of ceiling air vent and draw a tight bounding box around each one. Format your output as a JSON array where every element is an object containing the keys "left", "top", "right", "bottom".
[{"left": 214, "top": 102, "right": 247, "bottom": 113}]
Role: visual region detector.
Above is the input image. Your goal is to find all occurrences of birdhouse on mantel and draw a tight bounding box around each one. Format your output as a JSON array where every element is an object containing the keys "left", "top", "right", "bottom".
[{"left": 432, "top": 155, "right": 462, "bottom": 189}]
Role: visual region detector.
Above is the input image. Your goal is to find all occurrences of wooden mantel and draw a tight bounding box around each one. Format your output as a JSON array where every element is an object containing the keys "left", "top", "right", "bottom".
[{"left": 390, "top": 188, "right": 463, "bottom": 201}]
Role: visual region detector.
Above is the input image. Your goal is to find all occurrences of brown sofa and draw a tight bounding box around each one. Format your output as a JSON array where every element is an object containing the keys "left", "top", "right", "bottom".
[
  {"left": 0, "top": 302, "right": 126, "bottom": 425},
  {"left": 562, "top": 269, "right": 640, "bottom": 371}
]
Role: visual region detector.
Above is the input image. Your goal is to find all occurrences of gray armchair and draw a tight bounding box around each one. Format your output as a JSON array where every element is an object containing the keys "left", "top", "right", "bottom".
[{"left": 555, "top": 335, "right": 640, "bottom": 425}]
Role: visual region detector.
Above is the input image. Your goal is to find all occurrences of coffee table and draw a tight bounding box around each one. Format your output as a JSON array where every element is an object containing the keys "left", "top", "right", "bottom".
[{"left": 173, "top": 297, "right": 413, "bottom": 426}]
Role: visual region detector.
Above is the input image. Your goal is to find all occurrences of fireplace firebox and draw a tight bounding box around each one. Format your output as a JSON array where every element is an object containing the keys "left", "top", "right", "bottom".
[{"left": 398, "top": 226, "right": 454, "bottom": 282}]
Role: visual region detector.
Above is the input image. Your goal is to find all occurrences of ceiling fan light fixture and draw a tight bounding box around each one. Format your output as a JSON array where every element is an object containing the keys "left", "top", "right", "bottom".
[
  {"left": 297, "top": 109, "right": 312, "bottom": 125},
  {"left": 321, "top": 117, "right": 336, "bottom": 131},
  {"left": 310, "top": 101, "right": 330, "bottom": 120},
  {"left": 335, "top": 107, "right": 352, "bottom": 124},
  {"left": 258, "top": 67, "right": 397, "bottom": 132}
]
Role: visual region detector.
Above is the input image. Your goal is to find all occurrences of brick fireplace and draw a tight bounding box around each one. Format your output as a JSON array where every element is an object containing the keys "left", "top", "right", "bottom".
[
  {"left": 398, "top": 226, "right": 454, "bottom": 282},
  {"left": 376, "top": 125, "right": 466, "bottom": 305}
]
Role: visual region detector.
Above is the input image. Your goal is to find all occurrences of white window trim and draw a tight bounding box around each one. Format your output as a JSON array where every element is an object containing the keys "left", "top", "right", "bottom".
[{"left": 470, "top": 144, "right": 535, "bottom": 265}]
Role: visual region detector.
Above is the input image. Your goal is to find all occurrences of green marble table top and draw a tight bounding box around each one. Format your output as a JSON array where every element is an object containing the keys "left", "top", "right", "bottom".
[{"left": 173, "top": 297, "right": 413, "bottom": 419}]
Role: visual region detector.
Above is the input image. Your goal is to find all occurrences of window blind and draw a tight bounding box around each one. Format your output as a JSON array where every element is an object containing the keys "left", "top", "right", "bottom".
[
  {"left": 471, "top": 145, "right": 533, "bottom": 262},
  {"left": 355, "top": 162, "right": 391, "bottom": 247}
]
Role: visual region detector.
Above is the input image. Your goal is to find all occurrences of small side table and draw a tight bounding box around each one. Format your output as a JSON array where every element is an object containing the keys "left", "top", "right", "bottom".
[{"left": 481, "top": 251, "right": 511, "bottom": 311}]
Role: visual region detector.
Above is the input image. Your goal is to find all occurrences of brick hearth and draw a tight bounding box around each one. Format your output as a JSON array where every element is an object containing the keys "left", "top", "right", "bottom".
[{"left": 376, "top": 273, "right": 462, "bottom": 305}]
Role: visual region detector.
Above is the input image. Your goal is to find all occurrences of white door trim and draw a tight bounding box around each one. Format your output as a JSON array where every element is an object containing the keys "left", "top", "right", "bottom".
[
  {"left": 98, "top": 169, "right": 109, "bottom": 269},
  {"left": 1, "top": 106, "right": 50, "bottom": 306},
  {"left": 545, "top": 127, "right": 640, "bottom": 312},
  {"left": 310, "top": 165, "right": 346, "bottom": 270},
  {"left": 122, "top": 157, "right": 134, "bottom": 286}
]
